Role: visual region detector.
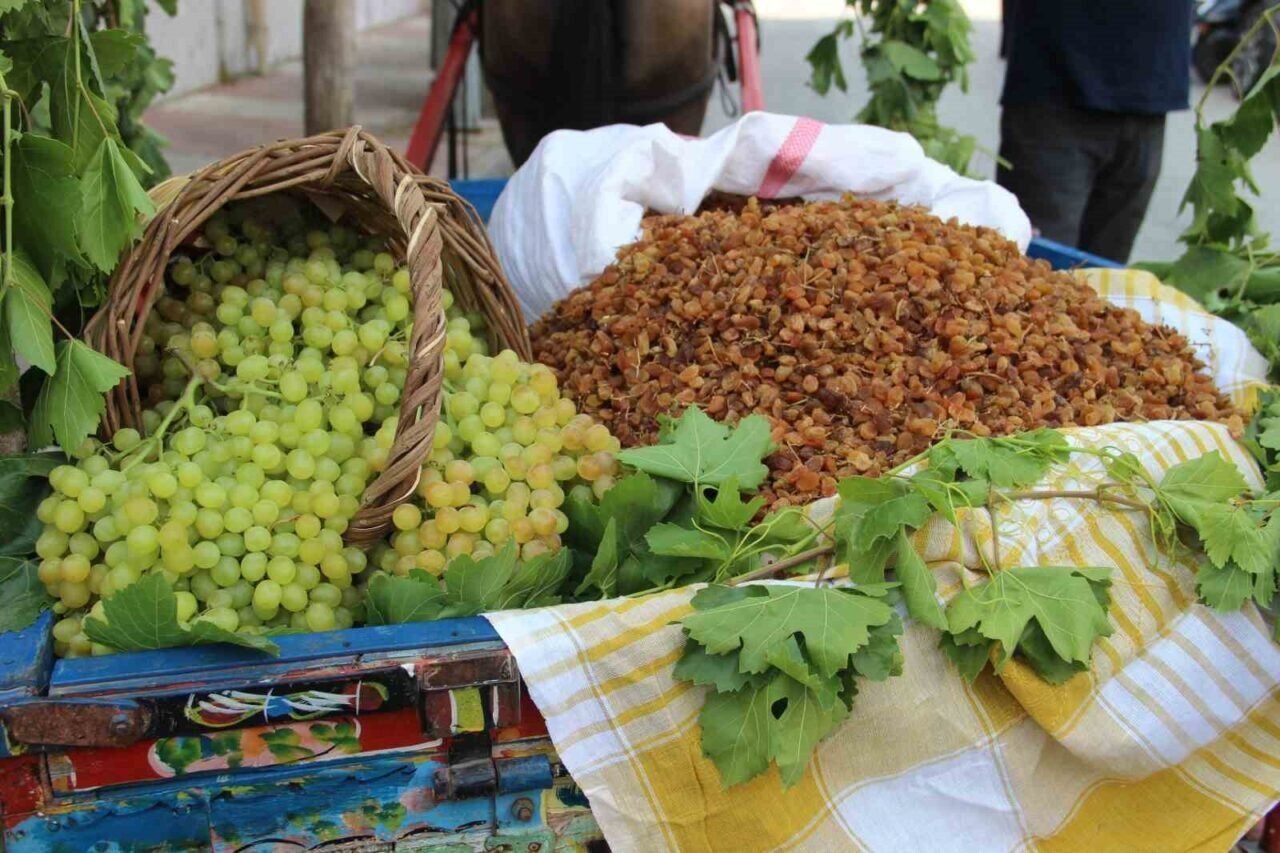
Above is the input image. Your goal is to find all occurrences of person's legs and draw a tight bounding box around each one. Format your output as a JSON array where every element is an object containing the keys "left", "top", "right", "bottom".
[
  {"left": 996, "top": 103, "right": 1100, "bottom": 248},
  {"left": 1076, "top": 114, "right": 1165, "bottom": 262}
]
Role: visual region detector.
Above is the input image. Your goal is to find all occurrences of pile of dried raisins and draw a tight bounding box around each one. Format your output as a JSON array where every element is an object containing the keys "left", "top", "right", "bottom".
[{"left": 531, "top": 196, "right": 1238, "bottom": 508}]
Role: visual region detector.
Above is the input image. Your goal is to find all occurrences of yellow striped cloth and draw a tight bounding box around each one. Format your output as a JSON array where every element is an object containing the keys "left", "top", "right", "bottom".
[{"left": 487, "top": 270, "right": 1280, "bottom": 852}]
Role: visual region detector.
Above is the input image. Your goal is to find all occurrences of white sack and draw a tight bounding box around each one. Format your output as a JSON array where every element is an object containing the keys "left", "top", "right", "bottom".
[{"left": 490, "top": 111, "right": 1032, "bottom": 322}]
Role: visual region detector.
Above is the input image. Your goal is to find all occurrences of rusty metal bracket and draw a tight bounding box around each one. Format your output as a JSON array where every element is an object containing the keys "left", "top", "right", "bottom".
[
  {"left": 418, "top": 649, "right": 523, "bottom": 737},
  {"left": 0, "top": 698, "right": 151, "bottom": 748},
  {"left": 417, "top": 648, "right": 517, "bottom": 689}
]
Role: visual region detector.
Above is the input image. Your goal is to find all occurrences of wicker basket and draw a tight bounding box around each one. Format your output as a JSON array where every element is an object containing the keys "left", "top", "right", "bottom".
[{"left": 84, "top": 127, "right": 530, "bottom": 544}]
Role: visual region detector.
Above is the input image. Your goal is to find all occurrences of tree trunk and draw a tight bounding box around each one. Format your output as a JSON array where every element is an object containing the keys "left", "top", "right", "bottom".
[{"left": 303, "top": 0, "right": 356, "bottom": 134}]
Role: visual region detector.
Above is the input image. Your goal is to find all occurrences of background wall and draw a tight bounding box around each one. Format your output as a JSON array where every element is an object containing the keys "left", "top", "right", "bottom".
[{"left": 147, "top": 0, "right": 429, "bottom": 98}]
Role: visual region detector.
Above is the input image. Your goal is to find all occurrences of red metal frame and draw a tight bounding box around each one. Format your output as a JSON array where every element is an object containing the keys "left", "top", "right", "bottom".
[
  {"left": 405, "top": 1, "right": 763, "bottom": 172},
  {"left": 405, "top": 6, "right": 480, "bottom": 171},
  {"left": 734, "top": 1, "right": 763, "bottom": 113}
]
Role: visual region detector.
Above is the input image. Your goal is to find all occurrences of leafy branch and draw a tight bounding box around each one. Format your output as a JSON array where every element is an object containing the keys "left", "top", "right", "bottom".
[
  {"left": 665, "top": 414, "right": 1277, "bottom": 789},
  {"left": 805, "top": 0, "right": 980, "bottom": 174},
  {"left": 1, "top": 0, "right": 174, "bottom": 452},
  {"left": 1138, "top": 8, "right": 1280, "bottom": 376}
]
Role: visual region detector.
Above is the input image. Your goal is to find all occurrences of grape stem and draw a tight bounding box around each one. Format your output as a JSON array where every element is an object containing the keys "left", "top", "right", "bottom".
[
  {"left": 171, "top": 346, "right": 286, "bottom": 400},
  {"left": 120, "top": 375, "right": 201, "bottom": 472},
  {"left": 725, "top": 484, "right": 1153, "bottom": 585}
]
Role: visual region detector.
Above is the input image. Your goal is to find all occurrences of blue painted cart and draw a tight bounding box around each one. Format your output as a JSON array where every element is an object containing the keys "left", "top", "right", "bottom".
[{"left": 0, "top": 180, "right": 1117, "bottom": 851}]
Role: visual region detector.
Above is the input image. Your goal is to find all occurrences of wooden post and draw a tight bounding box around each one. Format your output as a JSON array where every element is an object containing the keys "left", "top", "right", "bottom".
[{"left": 303, "top": 0, "right": 356, "bottom": 134}]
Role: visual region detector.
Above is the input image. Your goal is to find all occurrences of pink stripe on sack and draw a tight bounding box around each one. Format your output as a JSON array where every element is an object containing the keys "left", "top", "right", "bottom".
[{"left": 757, "top": 117, "right": 823, "bottom": 198}]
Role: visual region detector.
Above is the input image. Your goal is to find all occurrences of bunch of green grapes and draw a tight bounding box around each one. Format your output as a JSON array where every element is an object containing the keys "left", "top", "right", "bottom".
[
  {"left": 35, "top": 203, "right": 436, "bottom": 657},
  {"left": 373, "top": 347, "right": 621, "bottom": 579}
]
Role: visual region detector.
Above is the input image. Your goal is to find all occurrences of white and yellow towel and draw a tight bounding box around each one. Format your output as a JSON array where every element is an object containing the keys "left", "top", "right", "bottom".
[{"left": 487, "top": 271, "right": 1280, "bottom": 852}]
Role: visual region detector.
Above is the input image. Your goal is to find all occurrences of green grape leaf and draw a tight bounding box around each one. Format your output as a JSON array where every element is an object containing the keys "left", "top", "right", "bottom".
[
  {"left": 939, "top": 628, "right": 991, "bottom": 682},
  {"left": 1195, "top": 506, "right": 1280, "bottom": 575},
  {"left": 1015, "top": 621, "right": 1090, "bottom": 685},
  {"left": 1102, "top": 449, "right": 1149, "bottom": 484},
  {"left": 1181, "top": 127, "right": 1243, "bottom": 234},
  {"left": 441, "top": 541, "right": 518, "bottom": 616},
  {"left": 892, "top": 529, "right": 946, "bottom": 629},
  {"left": 79, "top": 136, "right": 155, "bottom": 271},
  {"left": 617, "top": 407, "right": 774, "bottom": 489},
  {"left": 564, "top": 471, "right": 681, "bottom": 552},
  {"left": 930, "top": 429, "right": 1070, "bottom": 488},
  {"left": 804, "top": 22, "right": 852, "bottom": 95},
  {"left": 848, "top": 613, "right": 905, "bottom": 682},
  {"left": 0, "top": 453, "right": 59, "bottom": 557},
  {"left": 364, "top": 572, "right": 446, "bottom": 625},
  {"left": 0, "top": 322, "right": 17, "bottom": 395},
  {"left": 646, "top": 523, "right": 734, "bottom": 561},
  {"left": 767, "top": 673, "right": 849, "bottom": 787},
  {"left": 761, "top": 635, "right": 825, "bottom": 688},
  {"left": 753, "top": 505, "right": 815, "bottom": 545},
  {"left": 29, "top": 340, "right": 130, "bottom": 451},
  {"left": 575, "top": 517, "right": 621, "bottom": 598},
  {"left": 0, "top": 557, "right": 54, "bottom": 633},
  {"left": 681, "top": 584, "right": 894, "bottom": 679},
  {"left": 909, "top": 468, "right": 988, "bottom": 526},
  {"left": 4, "top": 252, "right": 57, "bottom": 375},
  {"left": 627, "top": 543, "right": 708, "bottom": 591},
  {"left": 674, "top": 643, "right": 759, "bottom": 693},
  {"left": 945, "top": 566, "right": 1113, "bottom": 670},
  {"left": 1253, "top": 566, "right": 1276, "bottom": 609},
  {"left": 1196, "top": 561, "right": 1255, "bottom": 612},
  {"left": 1164, "top": 245, "right": 1251, "bottom": 306},
  {"left": 42, "top": 36, "right": 121, "bottom": 172},
  {"left": 497, "top": 549, "right": 572, "bottom": 610},
  {"left": 695, "top": 477, "right": 764, "bottom": 530},
  {"left": 1158, "top": 451, "right": 1250, "bottom": 507},
  {"left": 10, "top": 133, "right": 83, "bottom": 286},
  {"left": 879, "top": 40, "right": 942, "bottom": 81},
  {"left": 1220, "top": 65, "right": 1280, "bottom": 158},
  {"left": 87, "top": 29, "right": 144, "bottom": 78},
  {"left": 84, "top": 574, "right": 279, "bottom": 653},
  {"left": 829, "top": 471, "right": 931, "bottom": 558},
  {"left": 698, "top": 680, "right": 773, "bottom": 787}
]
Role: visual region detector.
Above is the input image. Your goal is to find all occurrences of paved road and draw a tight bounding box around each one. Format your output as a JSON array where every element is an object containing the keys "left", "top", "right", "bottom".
[{"left": 707, "top": 0, "right": 1280, "bottom": 264}]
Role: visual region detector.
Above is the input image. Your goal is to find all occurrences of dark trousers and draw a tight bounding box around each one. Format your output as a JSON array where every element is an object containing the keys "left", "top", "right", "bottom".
[{"left": 996, "top": 102, "right": 1166, "bottom": 263}]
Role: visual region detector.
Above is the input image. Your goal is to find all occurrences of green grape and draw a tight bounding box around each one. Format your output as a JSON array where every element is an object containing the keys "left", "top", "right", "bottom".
[
  {"left": 193, "top": 542, "right": 221, "bottom": 570},
  {"left": 195, "top": 482, "right": 227, "bottom": 509},
  {"left": 241, "top": 552, "right": 268, "bottom": 582},
  {"left": 281, "top": 583, "right": 308, "bottom": 613},
  {"left": 305, "top": 601, "right": 336, "bottom": 632},
  {"left": 158, "top": 521, "right": 188, "bottom": 550},
  {"left": 163, "top": 545, "right": 196, "bottom": 574},
  {"left": 195, "top": 509, "right": 225, "bottom": 539},
  {"left": 244, "top": 526, "right": 272, "bottom": 552},
  {"left": 286, "top": 449, "right": 316, "bottom": 479},
  {"left": 125, "top": 525, "right": 159, "bottom": 559},
  {"left": 213, "top": 506, "right": 244, "bottom": 536},
  {"left": 212, "top": 556, "right": 241, "bottom": 587},
  {"left": 266, "top": 556, "right": 297, "bottom": 585},
  {"left": 53, "top": 501, "right": 86, "bottom": 534},
  {"left": 296, "top": 563, "right": 321, "bottom": 590},
  {"left": 281, "top": 371, "right": 308, "bottom": 402},
  {"left": 113, "top": 428, "right": 142, "bottom": 452},
  {"left": 253, "top": 579, "right": 283, "bottom": 616},
  {"left": 393, "top": 503, "right": 421, "bottom": 531},
  {"left": 216, "top": 532, "right": 246, "bottom": 558}
]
